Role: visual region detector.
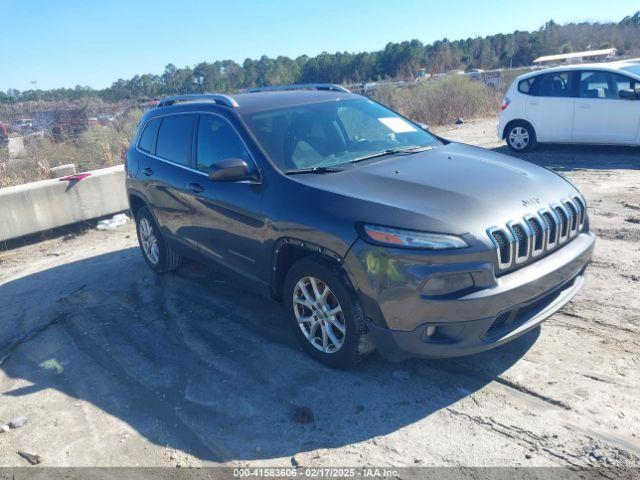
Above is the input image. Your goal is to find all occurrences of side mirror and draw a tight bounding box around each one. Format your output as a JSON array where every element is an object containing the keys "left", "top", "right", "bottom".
[
  {"left": 619, "top": 89, "right": 639, "bottom": 100},
  {"left": 209, "top": 157, "right": 255, "bottom": 182}
]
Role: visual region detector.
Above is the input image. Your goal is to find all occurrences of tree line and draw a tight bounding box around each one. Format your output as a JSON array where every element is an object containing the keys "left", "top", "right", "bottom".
[{"left": 2, "top": 12, "right": 639, "bottom": 104}]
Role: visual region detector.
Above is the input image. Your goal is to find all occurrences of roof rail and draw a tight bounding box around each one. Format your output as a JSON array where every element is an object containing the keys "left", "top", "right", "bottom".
[
  {"left": 156, "top": 94, "right": 239, "bottom": 108},
  {"left": 244, "top": 83, "right": 351, "bottom": 94}
]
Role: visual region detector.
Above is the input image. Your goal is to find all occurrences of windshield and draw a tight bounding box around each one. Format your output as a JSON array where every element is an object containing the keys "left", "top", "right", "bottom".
[
  {"left": 621, "top": 65, "right": 640, "bottom": 78},
  {"left": 244, "top": 98, "right": 440, "bottom": 171}
]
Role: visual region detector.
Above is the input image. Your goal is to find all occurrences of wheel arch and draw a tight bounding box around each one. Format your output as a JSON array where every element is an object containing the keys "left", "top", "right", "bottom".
[
  {"left": 502, "top": 118, "right": 536, "bottom": 140},
  {"left": 270, "top": 238, "right": 347, "bottom": 301}
]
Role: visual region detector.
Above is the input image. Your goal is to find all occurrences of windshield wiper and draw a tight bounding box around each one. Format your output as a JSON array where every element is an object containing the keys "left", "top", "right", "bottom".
[
  {"left": 351, "top": 145, "right": 433, "bottom": 164},
  {"left": 284, "top": 166, "right": 343, "bottom": 175}
]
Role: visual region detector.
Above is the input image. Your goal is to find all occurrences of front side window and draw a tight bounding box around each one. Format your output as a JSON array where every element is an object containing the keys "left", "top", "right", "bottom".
[
  {"left": 138, "top": 117, "right": 160, "bottom": 153},
  {"left": 244, "top": 99, "right": 440, "bottom": 171},
  {"left": 156, "top": 114, "right": 196, "bottom": 166},
  {"left": 196, "top": 115, "right": 252, "bottom": 172},
  {"left": 579, "top": 71, "right": 638, "bottom": 99},
  {"left": 537, "top": 72, "right": 574, "bottom": 98}
]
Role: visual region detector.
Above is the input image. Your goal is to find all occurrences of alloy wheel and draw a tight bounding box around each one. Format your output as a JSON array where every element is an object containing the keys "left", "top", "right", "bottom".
[
  {"left": 293, "top": 276, "right": 346, "bottom": 353},
  {"left": 139, "top": 217, "right": 160, "bottom": 264}
]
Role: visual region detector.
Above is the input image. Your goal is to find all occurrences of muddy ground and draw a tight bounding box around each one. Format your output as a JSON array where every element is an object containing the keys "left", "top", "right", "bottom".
[{"left": 0, "top": 118, "right": 639, "bottom": 468}]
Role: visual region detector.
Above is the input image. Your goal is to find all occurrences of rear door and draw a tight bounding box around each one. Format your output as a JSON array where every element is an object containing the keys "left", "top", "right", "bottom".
[
  {"left": 183, "top": 113, "right": 266, "bottom": 282},
  {"left": 140, "top": 113, "right": 200, "bottom": 247},
  {"left": 525, "top": 71, "right": 576, "bottom": 142},
  {"left": 573, "top": 70, "right": 640, "bottom": 143}
]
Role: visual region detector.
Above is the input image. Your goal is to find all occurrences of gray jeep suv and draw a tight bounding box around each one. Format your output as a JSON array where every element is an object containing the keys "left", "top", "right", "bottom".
[{"left": 125, "top": 84, "right": 595, "bottom": 368}]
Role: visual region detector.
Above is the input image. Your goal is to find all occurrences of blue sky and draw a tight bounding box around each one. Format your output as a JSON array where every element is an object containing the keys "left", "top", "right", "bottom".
[{"left": 0, "top": 0, "right": 636, "bottom": 90}]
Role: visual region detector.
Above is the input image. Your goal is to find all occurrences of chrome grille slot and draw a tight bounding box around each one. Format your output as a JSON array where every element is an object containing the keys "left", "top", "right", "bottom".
[
  {"left": 541, "top": 210, "right": 559, "bottom": 248},
  {"left": 508, "top": 221, "right": 531, "bottom": 263},
  {"left": 488, "top": 227, "right": 512, "bottom": 269},
  {"left": 525, "top": 215, "right": 545, "bottom": 256},
  {"left": 489, "top": 197, "right": 586, "bottom": 272},
  {"left": 553, "top": 204, "right": 570, "bottom": 243},
  {"left": 572, "top": 196, "right": 586, "bottom": 228},
  {"left": 564, "top": 199, "right": 579, "bottom": 236}
]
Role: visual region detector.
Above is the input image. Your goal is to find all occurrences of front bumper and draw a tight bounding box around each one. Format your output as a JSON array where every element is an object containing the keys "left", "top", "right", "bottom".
[{"left": 345, "top": 231, "right": 595, "bottom": 360}]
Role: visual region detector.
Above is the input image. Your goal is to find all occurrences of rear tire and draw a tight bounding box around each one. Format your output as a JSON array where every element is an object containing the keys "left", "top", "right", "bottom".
[
  {"left": 135, "top": 206, "right": 182, "bottom": 274},
  {"left": 506, "top": 121, "right": 537, "bottom": 152},
  {"left": 283, "top": 258, "right": 375, "bottom": 368}
]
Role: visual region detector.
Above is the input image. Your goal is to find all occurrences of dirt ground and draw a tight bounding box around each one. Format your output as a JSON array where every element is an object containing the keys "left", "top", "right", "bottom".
[{"left": 1, "top": 117, "right": 639, "bottom": 468}]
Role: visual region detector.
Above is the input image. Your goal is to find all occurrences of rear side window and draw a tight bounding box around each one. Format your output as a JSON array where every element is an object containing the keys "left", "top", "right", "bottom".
[
  {"left": 196, "top": 115, "right": 251, "bottom": 172},
  {"left": 537, "top": 72, "right": 574, "bottom": 98},
  {"left": 518, "top": 77, "right": 536, "bottom": 95},
  {"left": 137, "top": 117, "right": 160, "bottom": 153},
  {"left": 156, "top": 114, "right": 196, "bottom": 166}
]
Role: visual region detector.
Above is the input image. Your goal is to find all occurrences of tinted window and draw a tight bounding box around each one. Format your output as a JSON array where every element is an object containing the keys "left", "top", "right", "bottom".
[
  {"left": 196, "top": 115, "right": 251, "bottom": 172},
  {"left": 156, "top": 114, "right": 196, "bottom": 166},
  {"left": 537, "top": 72, "right": 573, "bottom": 97},
  {"left": 138, "top": 117, "right": 160, "bottom": 153}
]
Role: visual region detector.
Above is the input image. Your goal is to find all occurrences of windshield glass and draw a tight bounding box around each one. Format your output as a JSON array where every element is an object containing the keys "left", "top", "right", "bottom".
[
  {"left": 621, "top": 65, "right": 640, "bottom": 77},
  {"left": 244, "top": 98, "right": 440, "bottom": 171}
]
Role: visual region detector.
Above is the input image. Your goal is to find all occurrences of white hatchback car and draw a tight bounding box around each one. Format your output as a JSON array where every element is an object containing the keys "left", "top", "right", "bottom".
[{"left": 498, "top": 60, "right": 640, "bottom": 152}]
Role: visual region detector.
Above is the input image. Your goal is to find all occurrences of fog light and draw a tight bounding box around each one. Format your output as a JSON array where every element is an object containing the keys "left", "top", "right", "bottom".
[
  {"left": 425, "top": 326, "right": 437, "bottom": 338},
  {"left": 422, "top": 273, "right": 474, "bottom": 296}
]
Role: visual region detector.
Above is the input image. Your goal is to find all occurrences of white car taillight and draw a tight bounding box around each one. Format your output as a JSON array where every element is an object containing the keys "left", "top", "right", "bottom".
[{"left": 501, "top": 96, "right": 511, "bottom": 111}]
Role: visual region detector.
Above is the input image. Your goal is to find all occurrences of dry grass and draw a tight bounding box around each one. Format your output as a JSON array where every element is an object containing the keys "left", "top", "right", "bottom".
[
  {"left": 374, "top": 75, "right": 501, "bottom": 126},
  {"left": 0, "top": 108, "right": 142, "bottom": 188}
]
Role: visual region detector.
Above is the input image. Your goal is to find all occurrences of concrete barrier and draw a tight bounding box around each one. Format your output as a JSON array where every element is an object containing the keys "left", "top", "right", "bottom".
[{"left": 0, "top": 165, "right": 128, "bottom": 242}]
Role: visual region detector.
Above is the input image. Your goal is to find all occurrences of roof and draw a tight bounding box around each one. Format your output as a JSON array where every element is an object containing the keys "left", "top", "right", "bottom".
[
  {"left": 514, "top": 59, "right": 640, "bottom": 81},
  {"left": 533, "top": 48, "right": 616, "bottom": 64}
]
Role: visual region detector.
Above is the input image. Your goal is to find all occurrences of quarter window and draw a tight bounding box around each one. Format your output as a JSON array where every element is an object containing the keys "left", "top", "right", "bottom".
[
  {"left": 537, "top": 72, "right": 573, "bottom": 98},
  {"left": 156, "top": 114, "right": 196, "bottom": 166},
  {"left": 196, "top": 115, "right": 251, "bottom": 172},
  {"left": 138, "top": 117, "right": 160, "bottom": 154},
  {"left": 518, "top": 77, "right": 536, "bottom": 95}
]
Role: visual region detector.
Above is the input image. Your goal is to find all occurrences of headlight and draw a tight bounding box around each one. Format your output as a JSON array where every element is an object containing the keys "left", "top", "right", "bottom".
[{"left": 360, "top": 224, "right": 469, "bottom": 250}]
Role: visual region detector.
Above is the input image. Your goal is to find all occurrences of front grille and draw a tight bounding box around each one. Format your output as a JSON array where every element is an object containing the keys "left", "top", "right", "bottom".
[{"left": 487, "top": 196, "right": 586, "bottom": 271}]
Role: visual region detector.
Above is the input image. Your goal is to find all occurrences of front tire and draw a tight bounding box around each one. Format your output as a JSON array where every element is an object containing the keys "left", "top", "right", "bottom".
[
  {"left": 506, "top": 121, "right": 537, "bottom": 152},
  {"left": 284, "top": 258, "right": 375, "bottom": 368},
  {"left": 135, "top": 206, "right": 182, "bottom": 274}
]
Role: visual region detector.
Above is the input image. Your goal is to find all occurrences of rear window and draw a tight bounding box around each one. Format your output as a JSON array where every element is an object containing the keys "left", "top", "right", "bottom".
[
  {"left": 137, "top": 117, "right": 160, "bottom": 153},
  {"left": 156, "top": 114, "right": 196, "bottom": 166}
]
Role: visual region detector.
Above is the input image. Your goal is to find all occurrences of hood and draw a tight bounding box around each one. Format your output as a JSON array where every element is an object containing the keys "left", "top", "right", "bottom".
[{"left": 293, "top": 142, "right": 581, "bottom": 239}]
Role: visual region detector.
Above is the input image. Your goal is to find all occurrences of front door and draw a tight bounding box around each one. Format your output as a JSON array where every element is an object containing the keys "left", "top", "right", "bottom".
[
  {"left": 573, "top": 70, "right": 640, "bottom": 144},
  {"left": 184, "top": 113, "right": 266, "bottom": 282}
]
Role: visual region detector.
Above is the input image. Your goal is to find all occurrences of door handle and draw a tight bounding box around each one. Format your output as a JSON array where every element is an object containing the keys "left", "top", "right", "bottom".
[
  {"left": 578, "top": 104, "right": 591, "bottom": 109},
  {"left": 528, "top": 101, "right": 539, "bottom": 105},
  {"left": 187, "top": 182, "right": 204, "bottom": 194},
  {"left": 142, "top": 167, "right": 153, "bottom": 176}
]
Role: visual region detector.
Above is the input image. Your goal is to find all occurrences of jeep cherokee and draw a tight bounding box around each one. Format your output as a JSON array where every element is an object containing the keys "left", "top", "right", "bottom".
[{"left": 125, "top": 84, "right": 595, "bottom": 368}]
